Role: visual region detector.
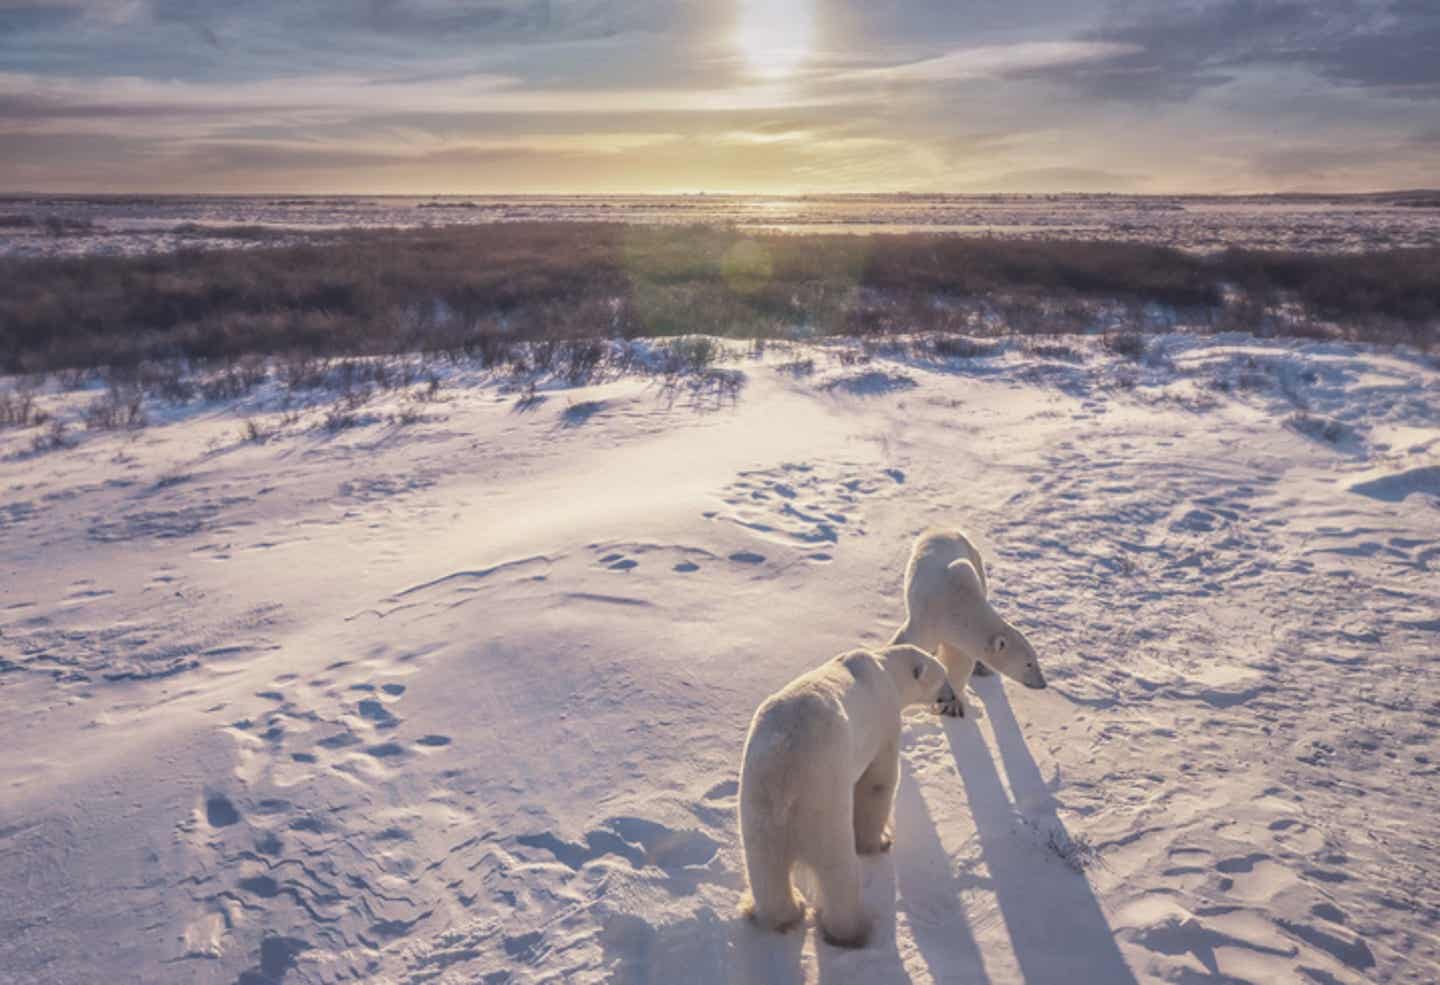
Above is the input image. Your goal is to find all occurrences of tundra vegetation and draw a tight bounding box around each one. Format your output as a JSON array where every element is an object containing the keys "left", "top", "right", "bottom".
[{"left": 2, "top": 223, "right": 1435, "bottom": 375}]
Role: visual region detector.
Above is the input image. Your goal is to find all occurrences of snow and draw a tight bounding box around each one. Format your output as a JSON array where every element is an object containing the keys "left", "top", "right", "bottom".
[
  {"left": 1, "top": 333, "right": 1437, "bottom": 984},
  {"left": 3, "top": 193, "right": 1440, "bottom": 257}
]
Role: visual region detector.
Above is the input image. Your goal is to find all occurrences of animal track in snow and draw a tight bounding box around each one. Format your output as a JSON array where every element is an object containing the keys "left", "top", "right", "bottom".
[
  {"left": 586, "top": 541, "right": 721, "bottom": 576},
  {"left": 395, "top": 807, "right": 734, "bottom": 982},
  {"left": 516, "top": 816, "right": 720, "bottom": 874},
  {"left": 710, "top": 461, "right": 903, "bottom": 558},
  {"left": 180, "top": 654, "right": 456, "bottom": 985}
]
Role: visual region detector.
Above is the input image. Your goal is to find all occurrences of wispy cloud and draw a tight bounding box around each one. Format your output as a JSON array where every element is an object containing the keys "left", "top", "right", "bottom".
[
  {"left": 1021, "top": 0, "right": 1440, "bottom": 102},
  {"left": 0, "top": 69, "right": 851, "bottom": 131},
  {"left": 830, "top": 41, "right": 1142, "bottom": 84},
  {"left": 1, "top": 0, "right": 1438, "bottom": 191}
]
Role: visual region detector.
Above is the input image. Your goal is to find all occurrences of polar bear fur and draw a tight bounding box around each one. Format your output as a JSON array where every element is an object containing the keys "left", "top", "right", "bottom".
[
  {"left": 891, "top": 528, "right": 1046, "bottom": 719},
  {"left": 738, "top": 644, "right": 947, "bottom": 947}
]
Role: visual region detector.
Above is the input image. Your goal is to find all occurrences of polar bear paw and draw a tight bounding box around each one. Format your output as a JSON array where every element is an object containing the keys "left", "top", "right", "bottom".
[
  {"left": 935, "top": 684, "right": 983, "bottom": 720},
  {"left": 741, "top": 893, "right": 806, "bottom": 933},
  {"left": 856, "top": 833, "right": 893, "bottom": 855},
  {"left": 819, "top": 916, "right": 871, "bottom": 950}
]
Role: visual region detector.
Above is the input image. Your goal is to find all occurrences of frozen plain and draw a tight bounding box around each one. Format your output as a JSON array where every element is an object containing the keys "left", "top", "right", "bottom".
[{"left": 1, "top": 333, "right": 1437, "bottom": 984}]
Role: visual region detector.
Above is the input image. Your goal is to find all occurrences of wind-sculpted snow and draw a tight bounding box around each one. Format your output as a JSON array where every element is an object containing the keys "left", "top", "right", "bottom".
[{"left": 0, "top": 333, "right": 1436, "bottom": 984}]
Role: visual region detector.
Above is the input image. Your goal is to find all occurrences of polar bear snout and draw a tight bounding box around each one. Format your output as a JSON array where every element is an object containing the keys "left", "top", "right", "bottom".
[{"left": 1022, "top": 661, "right": 1047, "bottom": 690}]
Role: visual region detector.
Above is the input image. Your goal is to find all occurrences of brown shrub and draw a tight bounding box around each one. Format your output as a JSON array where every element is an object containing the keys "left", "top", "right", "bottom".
[{"left": 1, "top": 224, "right": 1434, "bottom": 373}]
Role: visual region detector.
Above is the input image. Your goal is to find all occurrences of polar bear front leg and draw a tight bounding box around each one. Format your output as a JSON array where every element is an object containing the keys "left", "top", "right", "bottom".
[
  {"left": 935, "top": 643, "right": 983, "bottom": 720},
  {"left": 853, "top": 737, "right": 899, "bottom": 855}
]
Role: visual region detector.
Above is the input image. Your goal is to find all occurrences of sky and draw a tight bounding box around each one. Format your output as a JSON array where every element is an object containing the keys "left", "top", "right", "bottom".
[{"left": 1, "top": 0, "right": 1437, "bottom": 194}]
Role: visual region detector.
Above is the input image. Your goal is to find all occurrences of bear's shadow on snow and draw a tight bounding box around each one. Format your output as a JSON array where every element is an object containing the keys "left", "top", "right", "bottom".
[
  {"left": 892, "top": 762, "right": 993, "bottom": 985},
  {"left": 813, "top": 840, "right": 947, "bottom": 985},
  {"left": 945, "top": 676, "right": 1141, "bottom": 985},
  {"left": 599, "top": 906, "right": 806, "bottom": 985},
  {"left": 596, "top": 868, "right": 915, "bottom": 985},
  {"left": 593, "top": 836, "right": 914, "bottom": 984}
]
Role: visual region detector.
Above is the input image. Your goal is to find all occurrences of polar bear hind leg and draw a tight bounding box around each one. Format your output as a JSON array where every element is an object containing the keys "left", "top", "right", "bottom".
[
  {"left": 853, "top": 736, "right": 899, "bottom": 855},
  {"left": 739, "top": 808, "right": 805, "bottom": 931},
  {"left": 739, "top": 846, "right": 804, "bottom": 931}
]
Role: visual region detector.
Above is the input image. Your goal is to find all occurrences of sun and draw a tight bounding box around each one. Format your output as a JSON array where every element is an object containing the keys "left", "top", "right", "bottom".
[{"left": 736, "top": 0, "right": 815, "bottom": 79}]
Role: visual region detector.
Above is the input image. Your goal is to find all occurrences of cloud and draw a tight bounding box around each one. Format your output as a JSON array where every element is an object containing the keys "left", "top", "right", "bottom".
[
  {"left": 0, "top": 0, "right": 150, "bottom": 24},
  {"left": 1018, "top": 1, "right": 1316, "bottom": 101},
  {"left": 1021, "top": 1, "right": 1440, "bottom": 102},
  {"left": 2, "top": 0, "right": 1438, "bottom": 192},
  {"left": 1291, "top": 1, "right": 1440, "bottom": 97},
  {"left": 0, "top": 69, "right": 853, "bottom": 130},
  {"left": 831, "top": 41, "right": 1143, "bottom": 84},
  {"left": 0, "top": 120, "right": 940, "bottom": 194}
]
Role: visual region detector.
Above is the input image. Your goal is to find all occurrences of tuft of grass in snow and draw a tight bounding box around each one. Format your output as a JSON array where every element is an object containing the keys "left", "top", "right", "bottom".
[
  {"left": 242, "top": 418, "right": 272, "bottom": 444},
  {"left": 1045, "top": 827, "right": 1104, "bottom": 874},
  {"left": 1104, "top": 331, "right": 1150, "bottom": 361},
  {"left": 0, "top": 387, "right": 47, "bottom": 429},
  {"left": 925, "top": 334, "right": 1006, "bottom": 360},
  {"left": 200, "top": 358, "right": 268, "bottom": 402},
  {"left": 82, "top": 385, "right": 145, "bottom": 430},
  {"left": 28, "top": 419, "right": 70, "bottom": 454},
  {"left": 659, "top": 336, "right": 721, "bottom": 375},
  {"left": 320, "top": 387, "right": 373, "bottom": 432},
  {"left": 656, "top": 367, "right": 745, "bottom": 411},
  {"left": 821, "top": 368, "right": 918, "bottom": 395},
  {"left": 775, "top": 357, "right": 816, "bottom": 377},
  {"left": 1025, "top": 341, "right": 1086, "bottom": 362}
]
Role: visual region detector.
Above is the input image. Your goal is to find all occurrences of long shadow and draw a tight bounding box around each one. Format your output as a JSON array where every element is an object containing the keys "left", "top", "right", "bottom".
[
  {"left": 812, "top": 849, "right": 915, "bottom": 985},
  {"left": 947, "top": 679, "right": 1139, "bottom": 985},
  {"left": 598, "top": 907, "right": 805, "bottom": 985},
  {"left": 891, "top": 758, "right": 994, "bottom": 985}
]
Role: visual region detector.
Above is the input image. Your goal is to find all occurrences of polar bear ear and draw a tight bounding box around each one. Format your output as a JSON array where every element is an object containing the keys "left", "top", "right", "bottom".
[{"left": 946, "top": 559, "right": 985, "bottom": 599}]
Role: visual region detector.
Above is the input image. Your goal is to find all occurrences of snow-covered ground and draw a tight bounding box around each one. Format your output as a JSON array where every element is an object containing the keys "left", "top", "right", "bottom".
[
  {"left": 1, "top": 334, "right": 1437, "bottom": 985},
  {"left": 4, "top": 193, "right": 1439, "bottom": 257}
]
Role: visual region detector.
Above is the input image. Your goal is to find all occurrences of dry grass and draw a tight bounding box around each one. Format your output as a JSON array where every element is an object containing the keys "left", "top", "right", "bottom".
[
  {"left": 0, "top": 387, "right": 47, "bottom": 428},
  {"left": 1, "top": 223, "right": 1435, "bottom": 373},
  {"left": 82, "top": 385, "right": 146, "bottom": 430}
]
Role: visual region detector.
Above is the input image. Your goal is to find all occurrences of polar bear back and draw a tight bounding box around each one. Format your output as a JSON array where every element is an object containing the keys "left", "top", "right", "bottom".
[
  {"left": 905, "top": 528, "right": 989, "bottom": 600},
  {"left": 744, "top": 650, "right": 903, "bottom": 791}
]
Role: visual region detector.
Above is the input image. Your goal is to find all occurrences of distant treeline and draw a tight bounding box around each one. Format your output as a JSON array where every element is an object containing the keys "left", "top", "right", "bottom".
[{"left": 1, "top": 223, "right": 1435, "bottom": 372}]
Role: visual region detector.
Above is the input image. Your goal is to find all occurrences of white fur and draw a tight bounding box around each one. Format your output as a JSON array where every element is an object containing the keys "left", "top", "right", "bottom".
[
  {"left": 738, "top": 644, "right": 947, "bottom": 948},
  {"left": 890, "top": 528, "right": 1046, "bottom": 718}
]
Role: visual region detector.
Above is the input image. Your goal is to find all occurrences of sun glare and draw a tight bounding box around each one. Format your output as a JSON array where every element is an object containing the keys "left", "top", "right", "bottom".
[{"left": 736, "top": 0, "right": 815, "bottom": 78}]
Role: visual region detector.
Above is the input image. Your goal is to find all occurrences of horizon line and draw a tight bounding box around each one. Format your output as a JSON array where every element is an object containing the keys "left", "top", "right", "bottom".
[{"left": 3, "top": 188, "right": 1438, "bottom": 199}]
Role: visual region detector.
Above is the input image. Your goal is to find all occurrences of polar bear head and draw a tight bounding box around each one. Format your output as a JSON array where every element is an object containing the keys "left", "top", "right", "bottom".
[
  {"left": 876, "top": 644, "right": 949, "bottom": 707},
  {"left": 935, "top": 559, "right": 1046, "bottom": 690}
]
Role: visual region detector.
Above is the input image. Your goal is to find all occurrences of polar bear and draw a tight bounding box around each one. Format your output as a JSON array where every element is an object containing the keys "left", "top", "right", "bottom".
[
  {"left": 890, "top": 528, "right": 1045, "bottom": 718},
  {"left": 738, "top": 644, "right": 947, "bottom": 948}
]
